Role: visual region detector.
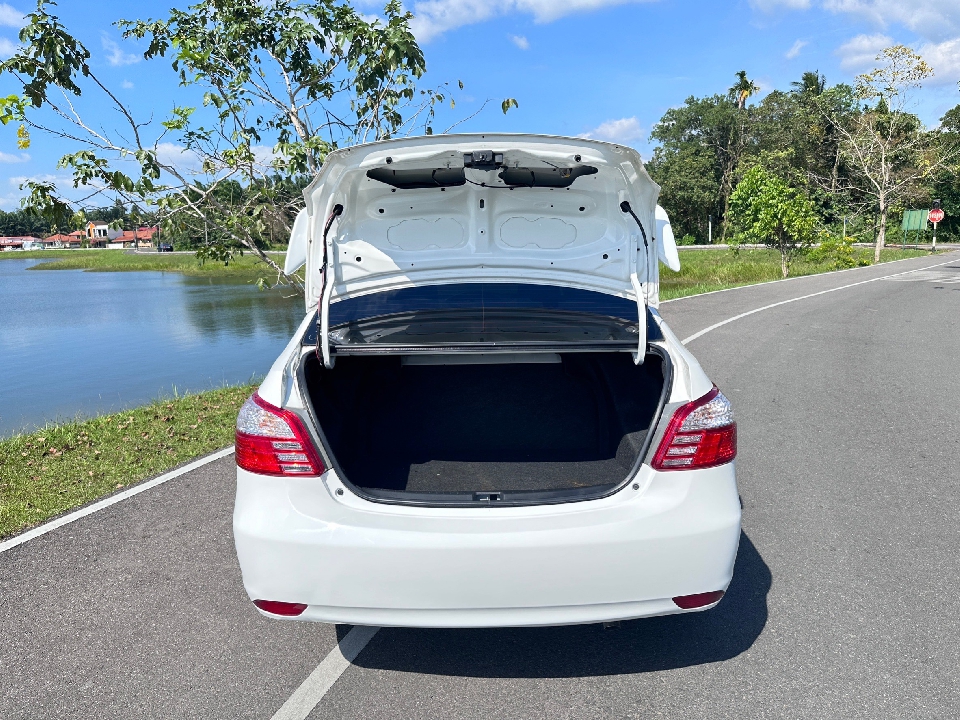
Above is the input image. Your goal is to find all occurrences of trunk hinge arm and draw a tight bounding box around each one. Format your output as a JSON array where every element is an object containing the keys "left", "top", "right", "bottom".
[
  {"left": 621, "top": 200, "right": 650, "bottom": 365},
  {"left": 318, "top": 204, "right": 343, "bottom": 369},
  {"left": 630, "top": 273, "right": 647, "bottom": 365}
]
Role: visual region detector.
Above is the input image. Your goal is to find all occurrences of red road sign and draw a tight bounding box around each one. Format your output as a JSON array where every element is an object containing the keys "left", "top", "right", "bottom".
[{"left": 929, "top": 208, "right": 945, "bottom": 224}]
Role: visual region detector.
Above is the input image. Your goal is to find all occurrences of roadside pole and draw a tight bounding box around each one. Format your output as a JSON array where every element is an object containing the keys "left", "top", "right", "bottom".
[{"left": 929, "top": 202, "right": 944, "bottom": 253}]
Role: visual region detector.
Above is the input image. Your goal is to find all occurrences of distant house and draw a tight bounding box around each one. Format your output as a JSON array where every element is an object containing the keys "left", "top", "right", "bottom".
[
  {"left": 45, "top": 233, "right": 83, "bottom": 248},
  {"left": 0, "top": 236, "right": 42, "bottom": 251},
  {"left": 107, "top": 226, "right": 160, "bottom": 249},
  {"left": 86, "top": 221, "right": 122, "bottom": 247}
]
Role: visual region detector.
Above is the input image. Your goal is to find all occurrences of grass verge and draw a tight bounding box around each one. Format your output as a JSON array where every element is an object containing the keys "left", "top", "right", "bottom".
[
  {"left": 661, "top": 247, "right": 936, "bottom": 301},
  {"left": 1, "top": 249, "right": 282, "bottom": 278},
  {"left": 0, "top": 383, "right": 255, "bottom": 540}
]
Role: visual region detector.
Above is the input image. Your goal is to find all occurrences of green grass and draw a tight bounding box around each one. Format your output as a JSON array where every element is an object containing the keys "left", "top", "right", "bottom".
[
  {"left": 660, "top": 247, "right": 934, "bottom": 301},
  {"left": 0, "top": 384, "right": 255, "bottom": 539},
  {"left": 1, "top": 249, "right": 283, "bottom": 278},
  {"left": 5, "top": 246, "right": 943, "bottom": 291}
]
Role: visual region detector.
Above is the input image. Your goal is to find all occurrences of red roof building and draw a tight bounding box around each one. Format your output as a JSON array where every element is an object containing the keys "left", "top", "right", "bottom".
[
  {"left": 45, "top": 233, "right": 84, "bottom": 247},
  {"left": 117, "top": 226, "right": 159, "bottom": 248},
  {"left": 122, "top": 226, "right": 159, "bottom": 240}
]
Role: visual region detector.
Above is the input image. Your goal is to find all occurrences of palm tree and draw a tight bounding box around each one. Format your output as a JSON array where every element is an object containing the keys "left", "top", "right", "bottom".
[
  {"left": 729, "top": 70, "right": 760, "bottom": 110},
  {"left": 790, "top": 71, "right": 826, "bottom": 97}
]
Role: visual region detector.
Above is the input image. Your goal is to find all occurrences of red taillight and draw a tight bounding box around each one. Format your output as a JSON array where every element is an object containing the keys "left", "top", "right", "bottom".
[
  {"left": 672, "top": 590, "right": 725, "bottom": 609},
  {"left": 235, "top": 393, "right": 325, "bottom": 476},
  {"left": 651, "top": 386, "right": 737, "bottom": 471},
  {"left": 253, "top": 599, "right": 308, "bottom": 616}
]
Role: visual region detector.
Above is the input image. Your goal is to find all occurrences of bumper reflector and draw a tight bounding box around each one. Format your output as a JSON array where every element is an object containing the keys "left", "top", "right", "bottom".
[
  {"left": 672, "top": 590, "right": 725, "bottom": 609},
  {"left": 253, "top": 599, "right": 308, "bottom": 616}
]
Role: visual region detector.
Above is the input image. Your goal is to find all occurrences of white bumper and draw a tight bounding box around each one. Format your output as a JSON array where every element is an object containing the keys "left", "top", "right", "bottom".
[{"left": 233, "top": 464, "right": 741, "bottom": 628}]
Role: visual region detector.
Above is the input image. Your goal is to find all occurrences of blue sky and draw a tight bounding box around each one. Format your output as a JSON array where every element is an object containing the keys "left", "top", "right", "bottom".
[{"left": 0, "top": 0, "right": 957, "bottom": 211}]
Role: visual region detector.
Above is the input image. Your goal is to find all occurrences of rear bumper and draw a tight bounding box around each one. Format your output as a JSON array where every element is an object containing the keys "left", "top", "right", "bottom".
[{"left": 233, "top": 464, "right": 741, "bottom": 628}]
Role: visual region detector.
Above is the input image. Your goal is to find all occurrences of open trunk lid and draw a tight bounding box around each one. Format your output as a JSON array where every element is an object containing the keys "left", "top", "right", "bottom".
[{"left": 286, "top": 134, "right": 677, "bottom": 364}]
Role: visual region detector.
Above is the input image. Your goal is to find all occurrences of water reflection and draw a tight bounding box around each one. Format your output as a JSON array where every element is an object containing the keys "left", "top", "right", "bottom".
[
  {"left": 0, "top": 258, "right": 304, "bottom": 436},
  {"left": 180, "top": 276, "right": 301, "bottom": 340}
]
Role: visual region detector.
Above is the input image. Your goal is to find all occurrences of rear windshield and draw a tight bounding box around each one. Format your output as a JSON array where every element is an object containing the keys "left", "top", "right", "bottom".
[{"left": 302, "top": 284, "right": 662, "bottom": 348}]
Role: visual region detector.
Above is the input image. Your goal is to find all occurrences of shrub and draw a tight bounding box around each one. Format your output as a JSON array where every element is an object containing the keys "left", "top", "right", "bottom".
[{"left": 807, "top": 233, "right": 871, "bottom": 269}]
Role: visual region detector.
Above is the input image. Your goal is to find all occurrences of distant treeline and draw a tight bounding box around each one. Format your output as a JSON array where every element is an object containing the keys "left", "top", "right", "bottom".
[
  {"left": 0, "top": 177, "right": 306, "bottom": 248},
  {"left": 646, "top": 70, "right": 960, "bottom": 244},
  {"left": 0, "top": 202, "right": 161, "bottom": 240}
]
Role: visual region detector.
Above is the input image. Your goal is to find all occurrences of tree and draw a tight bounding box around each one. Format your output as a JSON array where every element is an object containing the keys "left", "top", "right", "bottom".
[
  {"left": 730, "top": 70, "right": 760, "bottom": 111},
  {"left": 0, "top": 0, "right": 516, "bottom": 287},
  {"left": 790, "top": 71, "right": 826, "bottom": 97},
  {"left": 645, "top": 141, "right": 718, "bottom": 241},
  {"left": 832, "top": 45, "right": 951, "bottom": 261},
  {"left": 755, "top": 76, "right": 859, "bottom": 222},
  {"left": 728, "top": 165, "right": 817, "bottom": 278},
  {"left": 926, "top": 104, "right": 960, "bottom": 242},
  {"left": 0, "top": 207, "right": 50, "bottom": 236},
  {"left": 647, "top": 90, "right": 752, "bottom": 241},
  {"left": 720, "top": 71, "right": 761, "bottom": 238}
]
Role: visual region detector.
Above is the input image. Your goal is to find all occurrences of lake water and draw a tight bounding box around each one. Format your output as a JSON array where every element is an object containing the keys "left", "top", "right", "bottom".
[{"left": 0, "top": 258, "right": 304, "bottom": 437}]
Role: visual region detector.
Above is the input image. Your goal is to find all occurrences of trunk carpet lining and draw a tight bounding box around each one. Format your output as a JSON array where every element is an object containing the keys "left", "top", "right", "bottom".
[{"left": 306, "top": 353, "right": 663, "bottom": 494}]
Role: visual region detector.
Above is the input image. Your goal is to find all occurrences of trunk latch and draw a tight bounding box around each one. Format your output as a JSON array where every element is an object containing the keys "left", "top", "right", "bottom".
[{"left": 473, "top": 492, "right": 503, "bottom": 503}]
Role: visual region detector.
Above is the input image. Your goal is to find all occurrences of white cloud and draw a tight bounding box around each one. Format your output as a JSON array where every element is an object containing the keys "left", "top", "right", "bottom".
[
  {"left": 818, "top": 2, "right": 960, "bottom": 89},
  {"left": 152, "top": 143, "right": 279, "bottom": 173},
  {"left": 409, "top": 0, "right": 658, "bottom": 42},
  {"left": 836, "top": 32, "right": 893, "bottom": 70},
  {"left": 509, "top": 34, "right": 529, "bottom": 49},
  {"left": 918, "top": 37, "right": 960, "bottom": 86},
  {"left": 750, "top": 0, "right": 810, "bottom": 10},
  {"left": 751, "top": 1, "right": 960, "bottom": 43},
  {"left": 0, "top": 192, "right": 21, "bottom": 210},
  {"left": 0, "top": 151, "right": 29, "bottom": 163},
  {"left": 9, "top": 173, "right": 69, "bottom": 187},
  {"left": 785, "top": 39, "right": 807, "bottom": 59},
  {"left": 823, "top": 0, "right": 960, "bottom": 42},
  {"left": 0, "top": 3, "right": 25, "bottom": 28},
  {"left": 155, "top": 142, "right": 200, "bottom": 170},
  {"left": 121, "top": 80, "right": 134, "bottom": 89},
  {"left": 754, "top": 77, "right": 775, "bottom": 94},
  {"left": 581, "top": 116, "right": 644, "bottom": 145},
  {"left": 102, "top": 36, "right": 140, "bottom": 67},
  {"left": 0, "top": 36, "right": 17, "bottom": 58},
  {"left": 2, "top": 173, "right": 119, "bottom": 209},
  {"left": 250, "top": 145, "right": 279, "bottom": 170}
]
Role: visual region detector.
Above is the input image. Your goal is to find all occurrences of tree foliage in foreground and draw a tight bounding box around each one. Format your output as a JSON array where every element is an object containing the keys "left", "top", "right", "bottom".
[{"left": 0, "top": 0, "right": 516, "bottom": 285}]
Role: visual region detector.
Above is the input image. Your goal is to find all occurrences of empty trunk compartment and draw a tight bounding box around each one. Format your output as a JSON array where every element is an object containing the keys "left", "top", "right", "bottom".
[{"left": 301, "top": 350, "right": 668, "bottom": 503}]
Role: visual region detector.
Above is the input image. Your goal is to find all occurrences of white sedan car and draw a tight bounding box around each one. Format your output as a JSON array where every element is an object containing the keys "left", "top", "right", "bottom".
[{"left": 233, "top": 134, "right": 741, "bottom": 627}]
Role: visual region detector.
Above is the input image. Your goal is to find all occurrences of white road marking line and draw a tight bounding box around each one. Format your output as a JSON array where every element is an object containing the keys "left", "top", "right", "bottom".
[
  {"left": 681, "top": 258, "right": 959, "bottom": 346},
  {"left": 270, "top": 625, "right": 381, "bottom": 720},
  {"left": 0, "top": 446, "right": 235, "bottom": 554},
  {"left": 882, "top": 269, "right": 960, "bottom": 283}
]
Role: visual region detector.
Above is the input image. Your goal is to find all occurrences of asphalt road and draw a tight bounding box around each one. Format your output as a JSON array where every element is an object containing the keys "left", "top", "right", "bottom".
[{"left": 3, "top": 251, "right": 960, "bottom": 719}]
